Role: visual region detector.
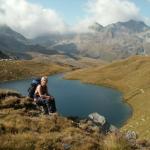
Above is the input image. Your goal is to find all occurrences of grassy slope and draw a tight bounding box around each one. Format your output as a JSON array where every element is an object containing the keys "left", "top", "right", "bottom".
[
  {"left": 0, "top": 60, "right": 139, "bottom": 149},
  {"left": 0, "top": 90, "right": 132, "bottom": 150},
  {"left": 65, "top": 56, "right": 150, "bottom": 140},
  {"left": 0, "top": 60, "right": 69, "bottom": 82},
  {"left": 28, "top": 52, "right": 108, "bottom": 68}
]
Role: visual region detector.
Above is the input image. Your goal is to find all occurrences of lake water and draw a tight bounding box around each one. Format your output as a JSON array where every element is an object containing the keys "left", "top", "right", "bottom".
[{"left": 0, "top": 74, "right": 132, "bottom": 127}]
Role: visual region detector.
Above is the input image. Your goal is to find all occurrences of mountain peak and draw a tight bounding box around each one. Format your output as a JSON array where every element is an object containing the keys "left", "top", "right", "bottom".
[
  {"left": 111, "top": 19, "right": 150, "bottom": 33},
  {"left": 89, "top": 22, "right": 104, "bottom": 32},
  {"left": 0, "top": 24, "right": 28, "bottom": 42},
  {"left": 89, "top": 20, "right": 149, "bottom": 34},
  {"left": 118, "top": 19, "right": 149, "bottom": 28},
  {"left": 0, "top": 24, "right": 13, "bottom": 32}
]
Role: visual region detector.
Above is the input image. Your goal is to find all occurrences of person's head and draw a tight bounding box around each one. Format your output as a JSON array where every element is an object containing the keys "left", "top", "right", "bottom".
[{"left": 41, "top": 76, "right": 48, "bottom": 86}]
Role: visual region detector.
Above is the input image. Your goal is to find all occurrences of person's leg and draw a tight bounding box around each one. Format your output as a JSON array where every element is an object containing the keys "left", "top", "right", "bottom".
[
  {"left": 48, "top": 97, "right": 57, "bottom": 113},
  {"left": 36, "top": 98, "right": 49, "bottom": 114}
]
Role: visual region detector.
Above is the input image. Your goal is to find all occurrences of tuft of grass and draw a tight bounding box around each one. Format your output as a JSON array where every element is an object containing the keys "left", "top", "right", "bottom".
[
  {"left": 103, "top": 133, "right": 131, "bottom": 150},
  {"left": 0, "top": 89, "right": 21, "bottom": 98}
]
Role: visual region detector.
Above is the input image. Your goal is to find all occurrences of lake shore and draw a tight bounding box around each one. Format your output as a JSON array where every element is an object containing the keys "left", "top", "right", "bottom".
[
  {"left": 0, "top": 60, "right": 70, "bottom": 83},
  {"left": 0, "top": 61, "right": 136, "bottom": 149},
  {"left": 1, "top": 57, "right": 150, "bottom": 140},
  {"left": 0, "top": 57, "right": 150, "bottom": 150},
  {"left": 64, "top": 56, "right": 150, "bottom": 140},
  {"left": 0, "top": 73, "right": 131, "bottom": 127}
]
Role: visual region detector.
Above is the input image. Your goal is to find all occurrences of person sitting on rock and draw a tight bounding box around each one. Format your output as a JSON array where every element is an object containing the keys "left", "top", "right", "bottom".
[{"left": 34, "top": 76, "right": 57, "bottom": 115}]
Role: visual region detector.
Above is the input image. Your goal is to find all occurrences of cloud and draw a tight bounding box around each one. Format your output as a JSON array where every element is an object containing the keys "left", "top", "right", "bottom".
[
  {"left": 0, "top": 0, "right": 68, "bottom": 38},
  {"left": 73, "top": 0, "right": 143, "bottom": 32},
  {"left": 0, "top": 0, "right": 149, "bottom": 37},
  {"left": 144, "top": 17, "right": 150, "bottom": 26}
]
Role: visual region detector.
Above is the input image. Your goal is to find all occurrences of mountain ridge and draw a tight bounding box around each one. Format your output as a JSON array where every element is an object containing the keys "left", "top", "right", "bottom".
[
  {"left": 90, "top": 20, "right": 150, "bottom": 34},
  {"left": 32, "top": 20, "right": 150, "bottom": 61},
  {"left": 0, "top": 20, "right": 150, "bottom": 61},
  {"left": 0, "top": 24, "right": 59, "bottom": 59}
]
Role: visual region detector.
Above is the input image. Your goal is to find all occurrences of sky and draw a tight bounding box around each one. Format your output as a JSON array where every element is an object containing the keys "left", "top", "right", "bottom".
[
  {"left": 28, "top": 0, "right": 150, "bottom": 25},
  {"left": 28, "top": 0, "right": 88, "bottom": 25},
  {"left": 0, "top": 0, "right": 149, "bottom": 38}
]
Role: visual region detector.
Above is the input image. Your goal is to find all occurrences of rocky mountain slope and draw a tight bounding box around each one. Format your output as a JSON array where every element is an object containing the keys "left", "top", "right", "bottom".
[
  {"left": 0, "top": 25, "right": 58, "bottom": 59},
  {"left": 71, "top": 20, "right": 150, "bottom": 61},
  {"left": 0, "top": 50, "right": 9, "bottom": 59},
  {"left": 34, "top": 20, "right": 150, "bottom": 61},
  {"left": 1, "top": 20, "right": 150, "bottom": 62}
]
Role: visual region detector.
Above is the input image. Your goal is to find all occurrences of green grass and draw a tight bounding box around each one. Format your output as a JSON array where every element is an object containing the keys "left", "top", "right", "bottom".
[
  {"left": 0, "top": 60, "right": 69, "bottom": 82},
  {"left": 65, "top": 56, "right": 150, "bottom": 140}
]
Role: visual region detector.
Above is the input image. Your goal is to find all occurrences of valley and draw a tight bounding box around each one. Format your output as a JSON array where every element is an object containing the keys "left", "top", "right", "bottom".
[{"left": 0, "top": 19, "right": 150, "bottom": 149}]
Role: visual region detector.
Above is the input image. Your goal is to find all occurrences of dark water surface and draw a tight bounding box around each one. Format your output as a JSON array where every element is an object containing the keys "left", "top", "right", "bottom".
[{"left": 0, "top": 74, "right": 132, "bottom": 127}]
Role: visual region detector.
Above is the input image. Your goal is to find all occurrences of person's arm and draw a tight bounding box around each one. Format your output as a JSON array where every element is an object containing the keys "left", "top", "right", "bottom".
[
  {"left": 45, "top": 86, "right": 54, "bottom": 100},
  {"left": 37, "top": 85, "right": 45, "bottom": 98},
  {"left": 45, "top": 86, "right": 51, "bottom": 96}
]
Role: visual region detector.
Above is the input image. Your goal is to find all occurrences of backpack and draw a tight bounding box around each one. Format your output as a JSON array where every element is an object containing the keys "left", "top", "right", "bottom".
[{"left": 28, "top": 78, "right": 41, "bottom": 98}]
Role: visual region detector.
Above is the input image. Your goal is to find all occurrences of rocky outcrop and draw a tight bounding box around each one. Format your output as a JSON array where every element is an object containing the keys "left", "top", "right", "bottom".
[{"left": 88, "top": 112, "right": 118, "bottom": 133}]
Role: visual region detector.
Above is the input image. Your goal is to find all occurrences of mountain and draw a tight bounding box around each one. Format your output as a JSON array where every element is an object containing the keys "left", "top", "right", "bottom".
[
  {"left": 32, "top": 33, "right": 80, "bottom": 59},
  {"left": 1, "top": 20, "right": 150, "bottom": 61},
  {"left": 69, "top": 20, "right": 150, "bottom": 61},
  {"left": 0, "top": 50, "right": 9, "bottom": 59},
  {"left": 84, "top": 19, "right": 149, "bottom": 36},
  {"left": 75, "top": 20, "right": 150, "bottom": 60},
  {"left": 93, "top": 20, "right": 150, "bottom": 35},
  {"left": 0, "top": 25, "right": 29, "bottom": 52},
  {"left": 32, "top": 20, "right": 150, "bottom": 62},
  {"left": 0, "top": 25, "right": 59, "bottom": 59},
  {"left": 89, "top": 22, "right": 104, "bottom": 32},
  {"left": 116, "top": 19, "right": 149, "bottom": 32},
  {"left": 0, "top": 25, "right": 28, "bottom": 44}
]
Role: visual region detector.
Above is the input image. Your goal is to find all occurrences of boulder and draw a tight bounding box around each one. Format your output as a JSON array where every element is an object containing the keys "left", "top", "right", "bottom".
[
  {"left": 109, "top": 125, "right": 118, "bottom": 133},
  {"left": 88, "top": 112, "right": 118, "bottom": 134},
  {"left": 125, "top": 131, "right": 137, "bottom": 141},
  {"left": 88, "top": 112, "right": 106, "bottom": 126},
  {"left": 125, "top": 131, "right": 138, "bottom": 148}
]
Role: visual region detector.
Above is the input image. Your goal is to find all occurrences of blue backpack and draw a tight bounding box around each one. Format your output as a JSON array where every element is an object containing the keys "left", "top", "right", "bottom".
[{"left": 28, "top": 78, "right": 41, "bottom": 98}]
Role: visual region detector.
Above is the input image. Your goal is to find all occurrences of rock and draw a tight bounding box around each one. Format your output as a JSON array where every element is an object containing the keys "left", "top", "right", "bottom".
[
  {"left": 90, "top": 125, "right": 100, "bottom": 133},
  {"left": 79, "top": 123, "right": 89, "bottom": 130},
  {"left": 88, "top": 112, "right": 106, "bottom": 126},
  {"left": 109, "top": 125, "right": 118, "bottom": 133},
  {"left": 125, "top": 131, "right": 137, "bottom": 141},
  {"left": 101, "top": 121, "right": 111, "bottom": 134},
  {"left": 88, "top": 112, "right": 118, "bottom": 134},
  {"left": 63, "top": 143, "right": 71, "bottom": 150},
  {"left": 124, "top": 131, "right": 138, "bottom": 149},
  {"left": 125, "top": 130, "right": 138, "bottom": 148}
]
